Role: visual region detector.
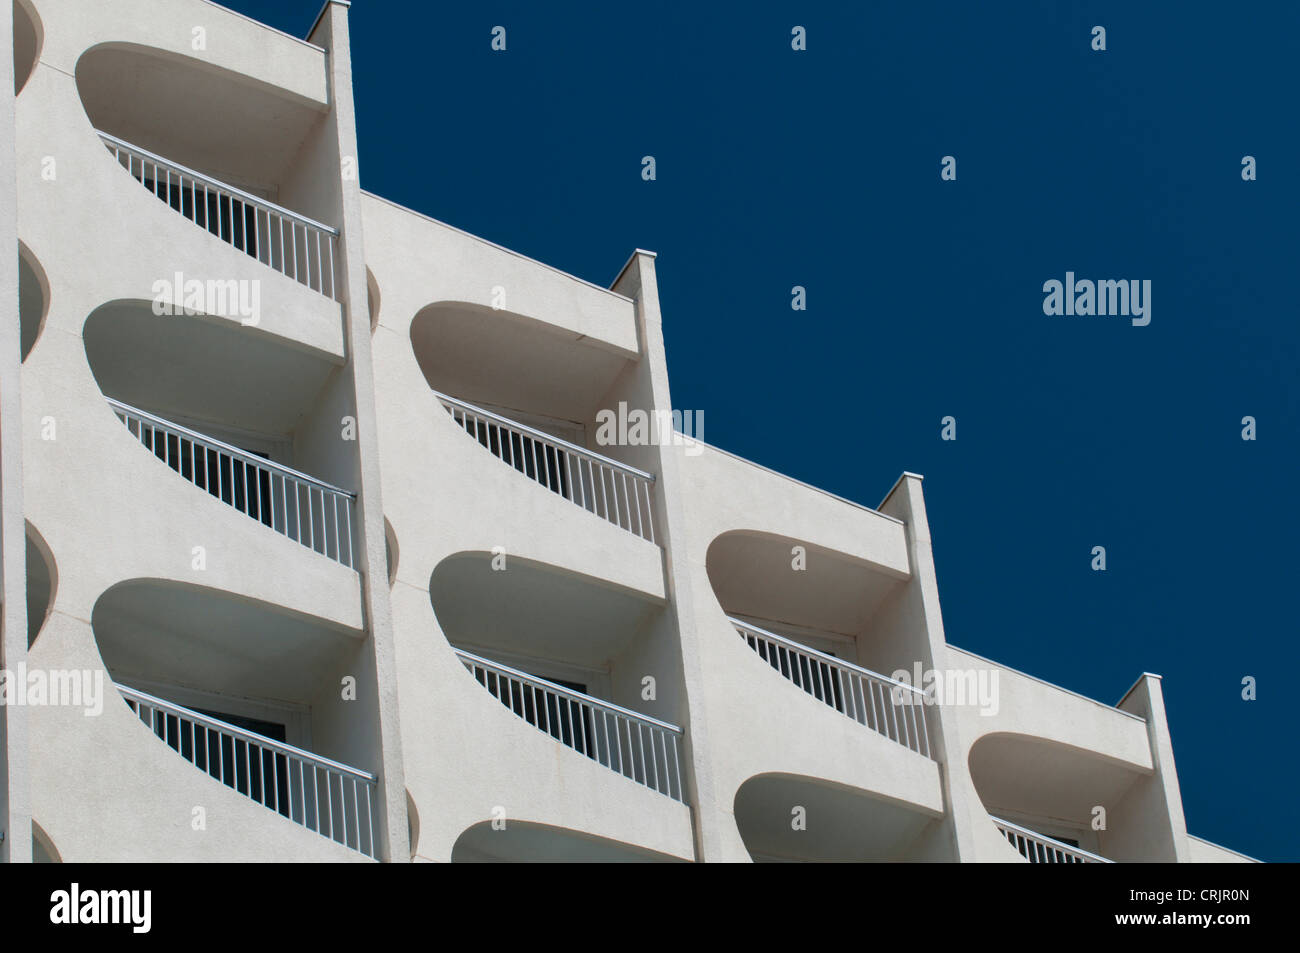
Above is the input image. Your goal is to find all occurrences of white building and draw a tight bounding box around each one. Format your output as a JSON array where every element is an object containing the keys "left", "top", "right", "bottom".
[{"left": 0, "top": 0, "right": 1256, "bottom": 863}]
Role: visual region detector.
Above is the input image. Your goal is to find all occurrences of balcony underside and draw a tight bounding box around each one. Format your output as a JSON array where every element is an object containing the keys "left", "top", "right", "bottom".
[
  {"left": 432, "top": 553, "right": 662, "bottom": 670},
  {"left": 413, "top": 302, "right": 636, "bottom": 425},
  {"left": 452, "top": 821, "right": 686, "bottom": 863},
  {"left": 93, "top": 579, "right": 362, "bottom": 705},
  {"left": 736, "top": 773, "right": 941, "bottom": 862},
  {"left": 77, "top": 42, "right": 328, "bottom": 194},
  {"left": 970, "top": 732, "right": 1149, "bottom": 828},
  {"left": 28, "top": 612, "right": 368, "bottom": 863},
  {"left": 85, "top": 300, "right": 342, "bottom": 432},
  {"left": 709, "top": 531, "right": 906, "bottom": 639}
]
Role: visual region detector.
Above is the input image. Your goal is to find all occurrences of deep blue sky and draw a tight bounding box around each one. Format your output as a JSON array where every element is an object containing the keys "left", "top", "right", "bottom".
[{"left": 227, "top": 1, "right": 1297, "bottom": 862}]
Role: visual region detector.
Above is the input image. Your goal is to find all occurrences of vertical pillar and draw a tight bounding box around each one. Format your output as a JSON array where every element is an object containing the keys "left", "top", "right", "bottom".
[
  {"left": 878, "top": 474, "right": 981, "bottom": 862},
  {"left": 308, "top": 0, "right": 409, "bottom": 862},
  {"left": 0, "top": 0, "right": 32, "bottom": 864},
  {"left": 611, "top": 251, "right": 733, "bottom": 861},
  {"left": 1110, "top": 674, "right": 1191, "bottom": 862}
]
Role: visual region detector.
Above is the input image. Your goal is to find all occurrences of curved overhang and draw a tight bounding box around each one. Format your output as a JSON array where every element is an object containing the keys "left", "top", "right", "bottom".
[
  {"left": 92, "top": 579, "right": 364, "bottom": 705},
  {"left": 412, "top": 301, "right": 636, "bottom": 428},
  {"left": 431, "top": 551, "right": 663, "bottom": 669},
  {"left": 707, "top": 529, "right": 907, "bottom": 638},
  {"left": 735, "top": 773, "right": 943, "bottom": 862},
  {"left": 968, "top": 731, "right": 1153, "bottom": 831},
  {"left": 452, "top": 820, "right": 686, "bottom": 863}
]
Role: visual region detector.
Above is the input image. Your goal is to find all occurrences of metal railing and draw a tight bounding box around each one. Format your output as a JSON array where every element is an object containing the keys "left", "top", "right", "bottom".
[
  {"left": 98, "top": 130, "right": 340, "bottom": 300},
  {"left": 993, "top": 817, "right": 1112, "bottom": 863},
  {"left": 434, "top": 391, "right": 657, "bottom": 543},
  {"left": 108, "top": 398, "right": 357, "bottom": 569},
  {"left": 455, "top": 649, "right": 686, "bottom": 803},
  {"left": 119, "top": 684, "right": 377, "bottom": 858},
  {"left": 730, "top": 617, "right": 933, "bottom": 758}
]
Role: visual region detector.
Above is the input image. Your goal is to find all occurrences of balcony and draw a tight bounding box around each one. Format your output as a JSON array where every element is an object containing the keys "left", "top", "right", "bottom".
[
  {"left": 119, "top": 684, "right": 377, "bottom": 857},
  {"left": 90, "top": 580, "right": 380, "bottom": 858},
  {"left": 730, "top": 617, "right": 932, "bottom": 758},
  {"left": 456, "top": 650, "right": 685, "bottom": 802},
  {"left": 428, "top": 552, "right": 687, "bottom": 821},
  {"left": 993, "top": 816, "right": 1112, "bottom": 864},
  {"left": 99, "top": 131, "right": 340, "bottom": 300},
  {"left": 407, "top": 299, "right": 661, "bottom": 550},
  {"left": 436, "top": 390, "right": 656, "bottom": 542},
  {"left": 109, "top": 399, "right": 357, "bottom": 568},
  {"left": 969, "top": 730, "right": 1157, "bottom": 862}
]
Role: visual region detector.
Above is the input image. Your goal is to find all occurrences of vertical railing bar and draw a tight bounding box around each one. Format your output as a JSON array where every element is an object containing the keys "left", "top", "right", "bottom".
[{"left": 364, "top": 784, "right": 374, "bottom": 858}]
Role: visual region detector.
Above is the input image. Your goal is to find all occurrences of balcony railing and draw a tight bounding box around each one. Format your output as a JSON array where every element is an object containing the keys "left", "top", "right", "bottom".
[
  {"left": 455, "top": 649, "right": 686, "bottom": 803},
  {"left": 119, "top": 684, "right": 378, "bottom": 858},
  {"left": 434, "top": 391, "right": 657, "bottom": 543},
  {"left": 109, "top": 398, "right": 357, "bottom": 569},
  {"left": 98, "top": 130, "right": 340, "bottom": 301},
  {"left": 992, "top": 817, "right": 1112, "bottom": 864},
  {"left": 730, "top": 617, "right": 932, "bottom": 758}
]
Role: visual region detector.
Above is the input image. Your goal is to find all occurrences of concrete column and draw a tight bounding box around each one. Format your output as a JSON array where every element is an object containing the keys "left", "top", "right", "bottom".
[
  {"left": 0, "top": 0, "right": 32, "bottom": 864},
  {"left": 610, "top": 251, "right": 730, "bottom": 862},
  {"left": 307, "top": 0, "right": 409, "bottom": 862},
  {"left": 1111, "top": 673, "right": 1191, "bottom": 862},
  {"left": 877, "top": 473, "right": 980, "bottom": 862}
]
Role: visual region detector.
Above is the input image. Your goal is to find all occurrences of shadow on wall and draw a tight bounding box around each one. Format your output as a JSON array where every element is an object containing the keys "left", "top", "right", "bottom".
[
  {"left": 25, "top": 521, "right": 56, "bottom": 648},
  {"left": 14, "top": 0, "right": 41, "bottom": 95},
  {"left": 19, "top": 243, "right": 48, "bottom": 362},
  {"left": 406, "top": 790, "right": 418, "bottom": 859},
  {"left": 367, "top": 267, "right": 380, "bottom": 333},
  {"left": 384, "top": 517, "right": 398, "bottom": 586},
  {"left": 32, "top": 821, "right": 61, "bottom": 863}
]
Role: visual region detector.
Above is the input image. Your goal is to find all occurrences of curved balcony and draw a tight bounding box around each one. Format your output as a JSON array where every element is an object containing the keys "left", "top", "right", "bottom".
[
  {"left": 87, "top": 580, "right": 378, "bottom": 858},
  {"left": 731, "top": 617, "right": 932, "bottom": 758},
  {"left": 970, "top": 731, "right": 1156, "bottom": 862},
  {"left": 119, "top": 684, "right": 377, "bottom": 857},
  {"left": 993, "top": 816, "right": 1111, "bottom": 864},
  {"left": 109, "top": 399, "right": 357, "bottom": 568},
  {"left": 456, "top": 649, "right": 685, "bottom": 802},
  {"left": 436, "top": 390, "right": 656, "bottom": 542},
  {"left": 99, "top": 131, "right": 340, "bottom": 300},
  {"left": 420, "top": 551, "right": 691, "bottom": 852}
]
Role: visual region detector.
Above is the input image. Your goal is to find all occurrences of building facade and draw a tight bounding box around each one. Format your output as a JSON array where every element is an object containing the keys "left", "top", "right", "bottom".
[{"left": 0, "top": 0, "right": 1256, "bottom": 863}]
